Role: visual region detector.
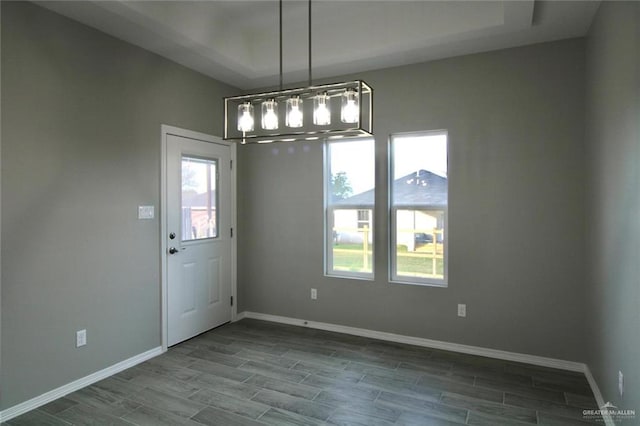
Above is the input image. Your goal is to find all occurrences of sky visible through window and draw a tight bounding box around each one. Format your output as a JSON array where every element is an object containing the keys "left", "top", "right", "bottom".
[
  {"left": 330, "top": 139, "right": 375, "bottom": 195},
  {"left": 330, "top": 134, "right": 447, "bottom": 198},
  {"left": 393, "top": 133, "right": 447, "bottom": 179}
]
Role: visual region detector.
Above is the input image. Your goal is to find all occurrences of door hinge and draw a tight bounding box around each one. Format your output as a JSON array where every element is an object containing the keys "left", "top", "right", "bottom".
[
  {"left": 230, "top": 228, "right": 233, "bottom": 238},
  {"left": 230, "top": 296, "right": 234, "bottom": 306},
  {"left": 230, "top": 159, "right": 233, "bottom": 170}
]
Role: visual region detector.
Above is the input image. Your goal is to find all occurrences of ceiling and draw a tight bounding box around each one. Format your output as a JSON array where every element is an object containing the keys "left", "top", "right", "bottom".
[{"left": 37, "top": 1, "right": 600, "bottom": 90}]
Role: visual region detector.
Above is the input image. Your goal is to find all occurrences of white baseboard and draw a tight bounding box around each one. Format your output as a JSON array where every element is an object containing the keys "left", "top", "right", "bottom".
[
  {"left": 240, "top": 311, "right": 586, "bottom": 372},
  {"left": 241, "top": 312, "right": 618, "bottom": 423},
  {"left": 242, "top": 311, "right": 619, "bottom": 423},
  {"left": 2, "top": 315, "right": 610, "bottom": 425},
  {"left": 0, "top": 346, "right": 164, "bottom": 423}
]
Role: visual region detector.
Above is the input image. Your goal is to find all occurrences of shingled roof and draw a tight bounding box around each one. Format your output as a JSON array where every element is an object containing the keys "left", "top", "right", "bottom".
[{"left": 334, "top": 170, "right": 447, "bottom": 207}]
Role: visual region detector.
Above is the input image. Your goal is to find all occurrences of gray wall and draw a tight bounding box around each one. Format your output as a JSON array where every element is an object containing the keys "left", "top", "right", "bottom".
[
  {"left": 238, "top": 39, "right": 588, "bottom": 362},
  {"left": 3, "top": 0, "right": 618, "bottom": 413},
  {"left": 0, "top": 2, "right": 237, "bottom": 409},
  {"left": 585, "top": 0, "right": 640, "bottom": 414}
]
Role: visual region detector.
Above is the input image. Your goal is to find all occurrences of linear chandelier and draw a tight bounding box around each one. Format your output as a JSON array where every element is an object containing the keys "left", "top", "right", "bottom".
[{"left": 223, "top": 0, "right": 373, "bottom": 144}]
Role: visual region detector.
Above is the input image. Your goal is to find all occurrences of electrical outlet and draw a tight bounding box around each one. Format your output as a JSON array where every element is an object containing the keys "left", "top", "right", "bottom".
[
  {"left": 619, "top": 370, "right": 624, "bottom": 397},
  {"left": 76, "top": 329, "right": 87, "bottom": 347},
  {"left": 311, "top": 288, "right": 317, "bottom": 300},
  {"left": 457, "top": 304, "right": 466, "bottom": 317}
]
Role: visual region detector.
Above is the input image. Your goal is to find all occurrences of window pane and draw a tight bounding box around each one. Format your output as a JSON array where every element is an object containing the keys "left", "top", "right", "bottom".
[
  {"left": 182, "top": 156, "right": 218, "bottom": 241},
  {"left": 396, "top": 209, "right": 445, "bottom": 278},
  {"left": 357, "top": 209, "right": 370, "bottom": 229},
  {"left": 332, "top": 208, "right": 373, "bottom": 273},
  {"left": 391, "top": 132, "right": 447, "bottom": 284},
  {"left": 326, "top": 139, "right": 375, "bottom": 277}
]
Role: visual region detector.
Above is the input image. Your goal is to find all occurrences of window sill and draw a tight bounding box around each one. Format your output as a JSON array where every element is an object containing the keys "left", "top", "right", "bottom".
[
  {"left": 389, "top": 278, "right": 448, "bottom": 288},
  {"left": 325, "top": 272, "right": 374, "bottom": 282}
]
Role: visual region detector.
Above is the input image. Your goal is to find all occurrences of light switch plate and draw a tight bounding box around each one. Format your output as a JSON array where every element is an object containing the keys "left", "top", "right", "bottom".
[{"left": 138, "top": 205, "right": 154, "bottom": 219}]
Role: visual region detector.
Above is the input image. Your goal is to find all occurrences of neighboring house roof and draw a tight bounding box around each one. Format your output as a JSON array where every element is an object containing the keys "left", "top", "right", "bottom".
[{"left": 334, "top": 170, "right": 447, "bottom": 207}]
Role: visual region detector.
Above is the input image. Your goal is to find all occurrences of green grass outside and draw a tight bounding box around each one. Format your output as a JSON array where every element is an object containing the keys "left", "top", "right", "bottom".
[
  {"left": 332, "top": 244, "right": 444, "bottom": 277},
  {"left": 332, "top": 244, "right": 373, "bottom": 272},
  {"left": 396, "top": 255, "right": 444, "bottom": 277}
]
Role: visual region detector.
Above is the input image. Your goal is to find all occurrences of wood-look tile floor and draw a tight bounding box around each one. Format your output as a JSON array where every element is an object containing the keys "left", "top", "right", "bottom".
[{"left": 5, "top": 319, "right": 602, "bottom": 425}]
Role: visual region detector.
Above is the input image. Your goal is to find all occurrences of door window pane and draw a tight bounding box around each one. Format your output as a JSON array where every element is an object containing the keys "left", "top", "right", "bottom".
[{"left": 182, "top": 156, "right": 218, "bottom": 241}]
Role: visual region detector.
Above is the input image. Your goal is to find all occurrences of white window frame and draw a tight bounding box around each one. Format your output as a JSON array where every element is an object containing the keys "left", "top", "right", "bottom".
[
  {"left": 389, "top": 130, "right": 449, "bottom": 287},
  {"left": 324, "top": 138, "right": 375, "bottom": 280}
]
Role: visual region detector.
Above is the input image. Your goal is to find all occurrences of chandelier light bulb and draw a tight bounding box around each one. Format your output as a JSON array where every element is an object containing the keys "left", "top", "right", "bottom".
[
  {"left": 225, "top": 81, "right": 372, "bottom": 142},
  {"left": 286, "top": 96, "right": 304, "bottom": 128},
  {"left": 223, "top": 0, "right": 373, "bottom": 142},
  {"left": 261, "top": 98, "right": 279, "bottom": 130},
  {"left": 237, "top": 102, "right": 255, "bottom": 132},
  {"left": 313, "top": 92, "right": 331, "bottom": 126},
  {"left": 341, "top": 88, "right": 359, "bottom": 123}
]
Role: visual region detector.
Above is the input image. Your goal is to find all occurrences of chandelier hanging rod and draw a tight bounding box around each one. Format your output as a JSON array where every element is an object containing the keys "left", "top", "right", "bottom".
[
  {"left": 308, "top": 0, "right": 312, "bottom": 87},
  {"left": 279, "top": 0, "right": 311, "bottom": 89},
  {"left": 222, "top": 0, "right": 373, "bottom": 144},
  {"left": 279, "top": 0, "right": 283, "bottom": 91}
]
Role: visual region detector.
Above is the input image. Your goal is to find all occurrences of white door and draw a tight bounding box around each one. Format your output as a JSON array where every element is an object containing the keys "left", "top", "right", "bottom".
[{"left": 166, "top": 134, "right": 232, "bottom": 346}]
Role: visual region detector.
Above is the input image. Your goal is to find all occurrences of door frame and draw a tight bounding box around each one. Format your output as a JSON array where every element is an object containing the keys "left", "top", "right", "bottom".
[{"left": 160, "top": 124, "right": 237, "bottom": 352}]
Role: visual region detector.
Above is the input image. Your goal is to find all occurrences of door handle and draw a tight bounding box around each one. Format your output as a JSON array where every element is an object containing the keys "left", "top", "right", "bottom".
[{"left": 168, "top": 247, "right": 179, "bottom": 254}]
